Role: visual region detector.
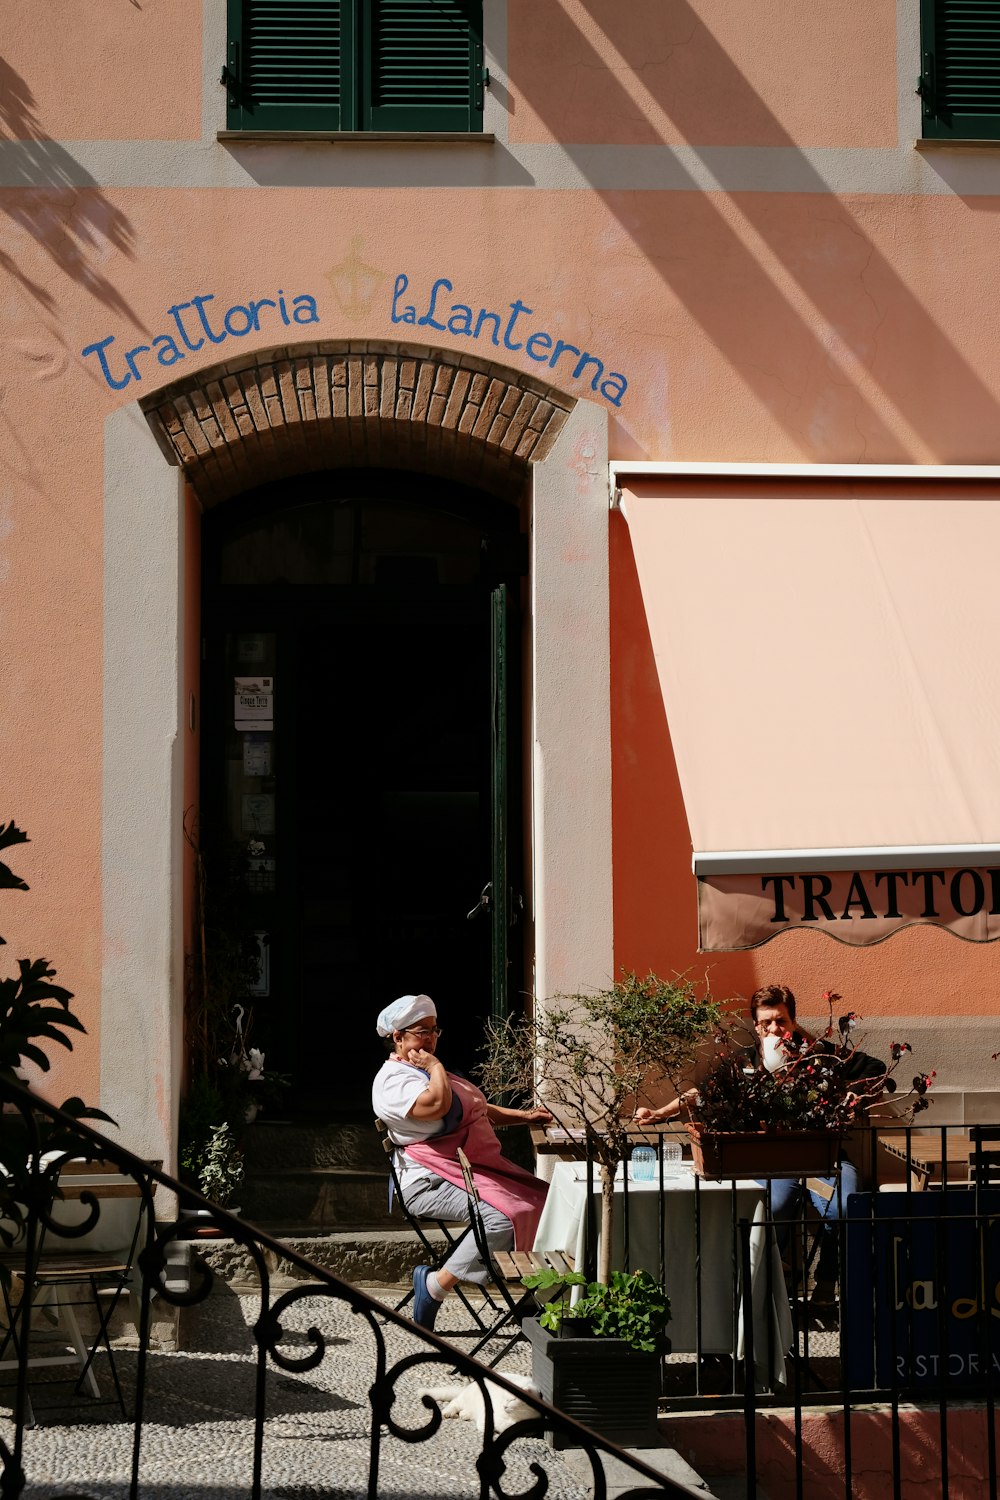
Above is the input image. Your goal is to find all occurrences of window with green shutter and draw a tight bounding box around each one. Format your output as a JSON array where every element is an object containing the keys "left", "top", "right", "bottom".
[
  {"left": 225, "top": 0, "right": 485, "bottom": 133},
  {"left": 919, "top": 0, "right": 1000, "bottom": 139}
]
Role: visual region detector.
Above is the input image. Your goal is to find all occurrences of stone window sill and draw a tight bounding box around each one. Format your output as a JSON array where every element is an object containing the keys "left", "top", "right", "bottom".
[
  {"left": 218, "top": 131, "right": 494, "bottom": 145},
  {"left": 915, "top": 138, "right": 1000, "bottom": 150}
]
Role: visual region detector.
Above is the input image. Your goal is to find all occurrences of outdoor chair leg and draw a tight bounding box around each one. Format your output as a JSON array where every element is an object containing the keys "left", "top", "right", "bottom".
[
  {"left": 72, "top": 1276, "right": 129, "bottom": 1419},
  {"left": 467, "top": 1293, "right": 533, "bottom": 1366}
]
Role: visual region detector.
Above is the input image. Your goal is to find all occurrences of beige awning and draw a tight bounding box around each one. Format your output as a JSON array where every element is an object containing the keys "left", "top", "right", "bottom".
[{"left": 619, "top": 474, "right": 1000, "bottom": 950}]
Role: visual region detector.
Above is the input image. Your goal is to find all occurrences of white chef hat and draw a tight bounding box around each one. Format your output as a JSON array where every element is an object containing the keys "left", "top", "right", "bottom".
[{"left": 376, "top": 993, "right": 436, "bottom": 1038}]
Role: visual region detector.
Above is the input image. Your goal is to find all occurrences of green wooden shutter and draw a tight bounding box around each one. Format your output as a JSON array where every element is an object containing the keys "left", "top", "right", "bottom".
[
  {"left": 920, "top": 0, "right": 1000, "bottom": 139},
  {"left": 363, "top": 0, "right": 483, "bottom": 131},
  {"left": 226, "top": 0, "right": 353, "bottom": 131}
]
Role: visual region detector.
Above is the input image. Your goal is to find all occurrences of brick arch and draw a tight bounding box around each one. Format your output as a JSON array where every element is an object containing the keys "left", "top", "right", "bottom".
[{"left": 139, "top": 340, "right": 577, "bottom": 506}]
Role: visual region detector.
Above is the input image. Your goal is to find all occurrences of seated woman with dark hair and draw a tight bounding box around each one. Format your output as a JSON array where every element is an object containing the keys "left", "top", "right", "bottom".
[{"left": 372, "top": 993, "right": 551, "bottom": 1330}]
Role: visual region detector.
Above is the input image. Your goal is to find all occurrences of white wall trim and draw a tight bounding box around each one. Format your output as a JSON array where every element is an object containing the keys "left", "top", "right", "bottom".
[
  {"left": 611, "top": 460, "right": 1000, "bottom": 481},
  {"left": 531, "top": 399, "right": 612, "bottom": 1007},
  {"left": 611, "top": 459, "right": 1000, "bottom": 506},
  {"left": 102, "top": 405, "right": 185, "bottom": 1171}
]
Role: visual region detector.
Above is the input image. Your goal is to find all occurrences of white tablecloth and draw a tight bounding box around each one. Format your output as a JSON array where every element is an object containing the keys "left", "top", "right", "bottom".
[{"left": 532, "top": 1161, "right": 793, "bottom": 1383}]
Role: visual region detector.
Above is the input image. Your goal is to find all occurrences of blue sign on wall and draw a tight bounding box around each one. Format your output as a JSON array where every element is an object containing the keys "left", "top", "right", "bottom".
[{"left": 845, "top": 1189, "right": 1000, "bottom": 1390}]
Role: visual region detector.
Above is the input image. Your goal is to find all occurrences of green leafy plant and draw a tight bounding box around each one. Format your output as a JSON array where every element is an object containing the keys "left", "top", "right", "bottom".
[
  {"left": 181, "top": 813, "right": 283, "bottom": 1186},
  {"left": 198, "top": 1122, "right": 245, "bottom": 1209},
  {"left": 0, "top": 820, "right": 113, "bottom": 1261},
  {"left": 522, "top": 1267, "right": 671, "bottom": 1354},
  {"left": 178, "top": 1073, "right": 226, "bottom": 1185},
  {"left": 480, "top": 970, "right": 720, "bottom": 1282}
]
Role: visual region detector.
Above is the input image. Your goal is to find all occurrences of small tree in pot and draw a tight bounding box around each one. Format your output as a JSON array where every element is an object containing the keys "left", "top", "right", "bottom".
[{"left": 479, "top": 971, "right": 721, "bottom": 1284}]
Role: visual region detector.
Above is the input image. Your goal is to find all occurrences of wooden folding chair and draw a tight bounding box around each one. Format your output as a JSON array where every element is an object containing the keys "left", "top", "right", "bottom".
[{"left": 0, "top": 1158, "right": 156, "bottom": 1420}]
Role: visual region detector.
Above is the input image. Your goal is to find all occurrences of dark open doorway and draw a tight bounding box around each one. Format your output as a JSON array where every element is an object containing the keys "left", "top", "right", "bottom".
[{"left": 200, "top": 469, "right": 525, "bottom": 1114}]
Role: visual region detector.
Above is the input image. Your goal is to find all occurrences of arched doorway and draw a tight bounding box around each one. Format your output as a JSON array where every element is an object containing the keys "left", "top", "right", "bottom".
[
  {"left": 200, "top": 467, "right": 525, "bottom": 1112},
  {"left": 112, "top": 341, "right": 610, "bottom": 1164}
]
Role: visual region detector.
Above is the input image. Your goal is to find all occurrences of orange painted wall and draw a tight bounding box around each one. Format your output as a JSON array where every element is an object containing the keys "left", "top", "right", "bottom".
[
  {"left": 508, "top": 0, "right": 898, "bottom": 148},
  {"left": 0, "top": 362, "right": 103, "bottom": 1108},
  {"left": 5, "top": 1, "right": 202, "bottom": 141},
  {"left": 4, "top": 186, "right": 998, "bottom": 464},
  {"left": 4, "top": 0, "right": 1000, "bottom": 1111},
  {"left": 610, "top": 507, "right": 1000, "bottom": 1023},
  {"left": 5, "top": 179, "right": 1000, "bottom": 1103}
]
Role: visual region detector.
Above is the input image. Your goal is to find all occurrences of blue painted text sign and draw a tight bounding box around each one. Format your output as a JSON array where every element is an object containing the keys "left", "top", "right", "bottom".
[
  {"left": 82, "top": 290, "right": 320, "bottom": 391},
  {"left": 392, "top": 273, "right": 628, "bottom": 408}
]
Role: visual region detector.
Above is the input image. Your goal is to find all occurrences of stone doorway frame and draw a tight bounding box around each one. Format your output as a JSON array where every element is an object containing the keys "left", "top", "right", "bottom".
[{"left": 100, "top": 341, "right": 611, "bottom": 1168}]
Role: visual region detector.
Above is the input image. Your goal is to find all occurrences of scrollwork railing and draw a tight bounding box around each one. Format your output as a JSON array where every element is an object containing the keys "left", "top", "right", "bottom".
[{"left": 0, "top": 1080, "right": 692, "bottom": 1500}]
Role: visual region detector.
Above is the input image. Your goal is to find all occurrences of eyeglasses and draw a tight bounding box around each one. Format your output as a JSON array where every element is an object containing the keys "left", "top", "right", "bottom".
[{"left": 403, "top": 1026, "right": 443, "bottom": 1039}]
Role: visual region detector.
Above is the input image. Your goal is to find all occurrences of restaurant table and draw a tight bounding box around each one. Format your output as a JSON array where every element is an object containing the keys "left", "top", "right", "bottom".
[
  {"left": 530, "top": 1123, "right": 688, "bottom": 1160},
  {"left": 878, "top": 1132, "right": 974, "bottom": 1191},
  {"left": 532, "top": 1160, "right": 793, "bottom": 1384}
]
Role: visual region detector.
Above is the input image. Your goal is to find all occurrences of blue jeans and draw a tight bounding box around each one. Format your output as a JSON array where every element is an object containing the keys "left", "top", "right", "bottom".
[{"left": 760, "top": 1161, "right": 860, "bottom": 1284}]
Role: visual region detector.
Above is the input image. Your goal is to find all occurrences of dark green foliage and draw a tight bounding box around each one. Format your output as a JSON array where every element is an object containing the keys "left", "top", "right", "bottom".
[
  {"left": 480, "top": 970, "right": 721, "bottom": 1182},
  {"left": 522, "top": 1267, "right": 671, "bottom": 1354},
  {"left": 0, "top": 957, "right": 85, "bottom": 1084},
  {"left": 690, "top": 995, "right": 932, "bottom": 1132},
  {"left": 481, "top": 971, "right": 721, "bottom": 1284},
  {"left": 0, "top": 819, "right": 30, "bottom": 903},
  {"left": 0, "top": 822, "right": 114, "bottom": 1271},
  {"left": 0, "top": 822, "right": 110, "bottom": 1109},
  {"left": 178, "top": 1074, "right": 226, "bottom": 1184}
]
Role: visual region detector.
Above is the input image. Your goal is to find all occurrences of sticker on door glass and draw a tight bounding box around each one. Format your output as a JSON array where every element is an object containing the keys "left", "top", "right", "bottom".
[
  {"left": 242, "top": 794, "right": 275, "bottom": 835},
  {"left": 242, "top": 735, "right": 272, "bottom": 776},
  {"left": 235, "top": 676, "right": 273, "bottom": 731}
]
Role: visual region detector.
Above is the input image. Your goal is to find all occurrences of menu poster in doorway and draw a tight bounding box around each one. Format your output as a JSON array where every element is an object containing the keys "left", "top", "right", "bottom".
[{"left": 235, "top": 676, "right": 274, "bottom": 731}]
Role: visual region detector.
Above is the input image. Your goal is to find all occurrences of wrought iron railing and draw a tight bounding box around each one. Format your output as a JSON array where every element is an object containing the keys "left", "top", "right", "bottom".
[
  {"left": 0, "top": 1080, "right": 698, "bottom": 1500},
  {"left": 570, "top": 1121, "right": 1000, "bottom": 1500}
]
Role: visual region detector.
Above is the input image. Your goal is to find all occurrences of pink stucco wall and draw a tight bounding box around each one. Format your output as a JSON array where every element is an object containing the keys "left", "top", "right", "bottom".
[
  {"left": 5, "top": 0, "right": 202, "bottom": 141},
  {"left": 7, "top": 187, "right": 1000, "bottom": 463},
  {"left": 4, "top": 1, "right": 1000, "bottom": 1112},
  {"left": 508, "top": 0, "right": 898, "bottom": 147}
]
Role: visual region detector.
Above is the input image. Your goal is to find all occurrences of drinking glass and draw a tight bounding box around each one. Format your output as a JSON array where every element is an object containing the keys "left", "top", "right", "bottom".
[
  {"left": 630, "top": 1145, "right": 656, "bottom": 1181},
  {"left": 661, "top": 1141, "right": 683, "bottom": 1175}
]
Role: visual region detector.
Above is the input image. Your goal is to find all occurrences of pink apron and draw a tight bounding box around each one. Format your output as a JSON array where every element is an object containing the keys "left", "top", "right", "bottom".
[{"left": 403, "top": 1073, "right": 547, "bottom": 1250}]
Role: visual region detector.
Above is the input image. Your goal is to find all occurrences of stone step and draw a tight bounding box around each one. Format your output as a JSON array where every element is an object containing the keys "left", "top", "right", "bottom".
[{"left": 191, "top": 1227, "right": 446, "bottom": 1289}]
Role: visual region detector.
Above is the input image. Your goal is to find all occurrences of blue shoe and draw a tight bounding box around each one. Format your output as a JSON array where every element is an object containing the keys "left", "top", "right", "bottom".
[{"left": 412, "top": 1265, "right": 441, "bottom": 1330}]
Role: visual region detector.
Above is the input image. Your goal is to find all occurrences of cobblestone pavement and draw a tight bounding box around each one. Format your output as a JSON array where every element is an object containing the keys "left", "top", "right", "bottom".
[{"left": 0, "top": 1283, "right": 594, "bottom": 1500}]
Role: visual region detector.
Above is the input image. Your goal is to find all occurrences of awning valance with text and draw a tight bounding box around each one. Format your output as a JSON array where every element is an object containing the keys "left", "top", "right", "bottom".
[{"left": 618, "top": 473, "right": 1000, "bottom": 951}]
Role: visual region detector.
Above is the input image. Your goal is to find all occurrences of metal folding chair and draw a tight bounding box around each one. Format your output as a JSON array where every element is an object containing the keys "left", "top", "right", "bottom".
[
  {"left": 0, "top": 1158, "right": 155, "bottom": 1420},
  {"left": 374, "top": 1120, "right": 500, "bottom": 1333},
  {"left": 456, "top": 1147, "right": 570, "bottom": 1368}
]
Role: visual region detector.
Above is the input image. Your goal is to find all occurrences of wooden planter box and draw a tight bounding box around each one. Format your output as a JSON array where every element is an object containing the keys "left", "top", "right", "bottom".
[
  {"left": 686, "top": 1124, "right": 841, "bottom": 1181},
  {"left": 523, "top": 1317, "right": 663, "bottom": 1450}
]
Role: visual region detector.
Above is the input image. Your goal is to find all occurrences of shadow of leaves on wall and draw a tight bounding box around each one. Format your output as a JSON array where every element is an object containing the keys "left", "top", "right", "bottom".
[{"left": 0, "top": 58, "right": 146, "bottom": 330}]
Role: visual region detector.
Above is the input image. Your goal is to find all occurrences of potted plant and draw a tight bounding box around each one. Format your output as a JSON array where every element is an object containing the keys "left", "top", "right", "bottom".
[
  {"left": 684, "top": 992, "right": 934, "bottom": 1179},
  {"left": 180, "top": 815, "right": 287, "bottom": 1222},
  {"left": 519, "top": 1267, "right": 671, "bottom": 1450},
  {"left": 197, "top": 1122, "right": 245, "bottom": 1212},
  {"left": 480, "top": 971, "right": 722, "bottom": 1283}
]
